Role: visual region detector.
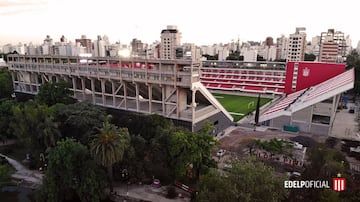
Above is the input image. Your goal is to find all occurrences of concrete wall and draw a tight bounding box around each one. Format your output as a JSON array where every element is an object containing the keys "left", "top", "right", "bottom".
[
  {"left": 177, "top": 88, "right": 187, "bottom": 112},
  {"left": 271, "top": 115, "right": 291, "bottom": 128},
  {"left": 291, "top": 120, "right": 311, "bottom": 133},
  {"left": 193, "top": 111, "right": 233, "bottom": 134},
  {"left": 313, "top": 102, "right": 332, "bottom": 116},
  {"left": 310, "top": 123, "right": 330, "bottom": 135},
  {"left": 292, "top": 106, "right": 312, "bottom": 122}
]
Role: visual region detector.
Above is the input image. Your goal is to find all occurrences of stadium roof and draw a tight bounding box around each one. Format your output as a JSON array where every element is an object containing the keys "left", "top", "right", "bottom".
[{"left": 260, "top": 68, "right": 354, "bottom": 122}]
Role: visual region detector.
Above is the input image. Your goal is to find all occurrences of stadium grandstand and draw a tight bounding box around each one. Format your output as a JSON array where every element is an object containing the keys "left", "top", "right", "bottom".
[
  {"left": 6, "top": 54, "right": 233, "bottom": 134},
  {"left": 201, "top": 61, "right": 286, "bottom": 95},
  {"left": 200, "top": 60, "right": 346, "bottom": 96},
  {"left": 260, "top": 68, "right": 354, "bottom": 135},
  {"left": 200, "top": 60, "right": 353, "bottom": 135}
]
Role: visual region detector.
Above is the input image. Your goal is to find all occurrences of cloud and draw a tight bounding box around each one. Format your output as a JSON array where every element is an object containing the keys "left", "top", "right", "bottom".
[
  {"left": 0, "top": 0, "right": 46, "bottom": 7},
  {"left": 0, "top": 0, "right": 47, "bottom": 15}
]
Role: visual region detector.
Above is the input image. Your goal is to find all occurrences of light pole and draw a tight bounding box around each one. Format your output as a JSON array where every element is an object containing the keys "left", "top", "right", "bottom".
[{"left": 122, "top": 169, "right": 129, "bottom": 197}]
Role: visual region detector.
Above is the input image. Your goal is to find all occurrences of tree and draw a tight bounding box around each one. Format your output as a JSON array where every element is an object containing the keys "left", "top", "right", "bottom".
[
  {"left": 170, "top": 122, "right": 218, "bottom": 181},
  {"left": 227, "top": 159, "right": 288, "bottom": 202},
  {"left": 346, "top": 50, "right": 360, "bottom": 95},
  {"left": 54, "top": 102, "right": 105, "bottom": 145},
  {"left": 202, "top": 54, "right": 218, "bottom": 60},
  {"left": 36, "top": 115, "right": 61, "bottom": 149},
  {"left": 35, "top": 81, "right": 75, "bottom": 106},
  {"left": 0, "top": 68, "right": 13, "bottom": 100},
  {"left": 11, "top": 102, "right": 60, "bottom": 154},
  {"left": 39, "top": 138, "right": 107, "bottom": 202},
  {"left": 0, "top": 100, "right": 15, "bottom": 141},
  {"left": 304, "top": 53, "right": 316, "bottom": 61},
  {"left": 289, "top": 143, "right": 360, "bottom": 201},
  {"left": 0, "top": 164, "right": 12, "bottom": 186},
  {"left": 195, "top": 158, "right": 288, "bottom": 202},
  {"left": 274, "top": 58, "right": 286, "bottom": 62},
  {"left": 226, "top": 51, "right": 244, "bottom": 61},
  {"left": 196, "top": 169, "right": 237, "bottom": 202},
  {"left": 346, "top": 50, "right": 360, "bottom": 70},
  {"left": 257, "top": 55, "right": 266, "bottom": 61},
  {"left": 90, "top": 115, "right": 130, "bottom": 192}
]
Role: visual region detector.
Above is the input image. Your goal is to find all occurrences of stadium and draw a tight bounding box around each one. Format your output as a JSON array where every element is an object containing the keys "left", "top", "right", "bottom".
[{"left": 6, "top": 54, "right": 354, "bottom": 135}]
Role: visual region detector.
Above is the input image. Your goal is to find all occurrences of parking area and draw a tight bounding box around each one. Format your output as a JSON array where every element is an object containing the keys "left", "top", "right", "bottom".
[{"left": 330, "top": 101, "right": 360, "bottom": 141}]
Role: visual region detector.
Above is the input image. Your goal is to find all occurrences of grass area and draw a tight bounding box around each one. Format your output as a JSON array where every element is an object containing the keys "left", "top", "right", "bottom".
[{"left": 212, "top": 93, "right": 272, "bottom": 122}]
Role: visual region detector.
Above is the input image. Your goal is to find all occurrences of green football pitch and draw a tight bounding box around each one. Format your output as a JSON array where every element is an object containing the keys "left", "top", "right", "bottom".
[{"left": 212, "top": 93, "right": 272, "bottom": 122}]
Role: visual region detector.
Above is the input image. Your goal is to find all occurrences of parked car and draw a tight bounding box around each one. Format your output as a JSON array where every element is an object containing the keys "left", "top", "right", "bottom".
[
  {"left": 216, "top": 149, "right": 226, "bottom": 157},
  {"left": 223, "top": 163, "right": 232, "bottom": 170},
  {"left": 349, "top": 106, "right": 355, "bottom": 113}
]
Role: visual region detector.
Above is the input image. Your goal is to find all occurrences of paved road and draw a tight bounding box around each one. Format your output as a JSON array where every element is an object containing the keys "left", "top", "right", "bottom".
[
  {"left": 330, "top": 101, "right": 360, "bottom": 141},
  {"left": 112, "top": 184, "right": 190, "bottom": 202},
  {"left": 0, "top": 153, "right": 43, "bottom": 188}
]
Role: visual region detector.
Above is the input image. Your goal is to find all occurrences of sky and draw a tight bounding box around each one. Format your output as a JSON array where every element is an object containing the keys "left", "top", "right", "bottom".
[{"left": 0, "top": 0, "right": 359, "bottom": 47}]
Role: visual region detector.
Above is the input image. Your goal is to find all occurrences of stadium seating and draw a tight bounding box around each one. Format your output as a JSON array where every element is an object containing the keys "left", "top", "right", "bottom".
[{"left": 200, "top": 62, "right": 288, "bottom": 95}]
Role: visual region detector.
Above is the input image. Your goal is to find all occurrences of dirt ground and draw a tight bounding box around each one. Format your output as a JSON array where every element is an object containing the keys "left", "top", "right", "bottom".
[
  {"left": 217, "top": 126, "right": 327, "bottom": 154},
  {"left": 215, "top": 126, "right": 360, "bottom": 175}
]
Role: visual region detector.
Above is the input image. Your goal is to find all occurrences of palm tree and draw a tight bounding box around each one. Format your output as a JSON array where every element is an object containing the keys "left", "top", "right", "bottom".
[
  {"left": 90, "top": 115, "right": 130, "bottom": 192},
  {"left": 37, "top": 115, "right": 61, "bottom": 150}
]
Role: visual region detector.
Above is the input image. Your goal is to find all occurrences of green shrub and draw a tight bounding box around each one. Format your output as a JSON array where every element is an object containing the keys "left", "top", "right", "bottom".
[{"left": 166, "top": 186, "right": 177, "bottom": 199}]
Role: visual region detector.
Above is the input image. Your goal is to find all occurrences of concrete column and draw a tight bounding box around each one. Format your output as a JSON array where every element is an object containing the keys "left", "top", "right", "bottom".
[
  {"left": 162, "top": 86, "right": 165, "bottom": 115},
  {"left": 148, "top": 85, "right": 152, "bottom": 113},
  {"left": 72, "top": 77, "right": 77, "bottom": 97},
  {"left": 35, "top": 73, "right": 39, "bottom": 92},
  {"left": 309, "top": 105, "right": 314, "bottom": 132},
  {"left": 135, "top": 83, "right": 139, "bottom": 111},
  {"left": 177, "top": 87, "right": 187, "bottom": 117},
  {"left": 11, "top": 72, "right": 16, "bottom": 92},
  {"left": 112, "top": 81, "right": 116, "bottom": 107},
  {"left": 191, "top": 89, "right": 197, "bottom": 130},
  {"left": 123, "top": 82, "right": 127, "bottom": 109},
  {"left": 81, "top": 78, "right": 85, "bottom": 101},
  {"left": 29, "top": 73, "right": 34, "bottom": 93},
  {"left": 41, "top": 74, "right": 45, "bottom": 84},
  {"left": 91, "top": 79, "right": 95, "bottom": 104},
  {"left": 101, "top": 79, "right": 105, "bottom": 105}
]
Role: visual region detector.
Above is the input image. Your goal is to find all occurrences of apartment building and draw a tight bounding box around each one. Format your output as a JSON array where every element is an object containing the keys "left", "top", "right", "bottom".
[
  {"left": 160, "top": 25, "right": 181, "bottom": 59},
  {"left": 286, "top": 28, "right": 306, "bottom": 61}
]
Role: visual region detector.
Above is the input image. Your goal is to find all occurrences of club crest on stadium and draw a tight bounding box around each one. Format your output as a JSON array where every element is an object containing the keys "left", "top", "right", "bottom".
[{"left": 302, "top": 67, "right": 310, "bottom": 77}]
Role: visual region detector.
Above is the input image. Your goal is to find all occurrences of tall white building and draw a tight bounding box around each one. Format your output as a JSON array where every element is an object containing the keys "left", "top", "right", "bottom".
[
  {"left": 182, "top": 43, "right": 201, "bottom": 61},
  {"left": 243, "top": 49, "right": 257, "bottom": 62},
  {"left": 276, "top": 35, "right": 288, "bottom": 60},
  {"left": 264, "top": 46, "right": 277, "bottom": 61},
  {"left": 286, "top": 28, "right": 306, "bottom": 61},
  {"left": 217, "top": 47, "right": 230, "bottom": 61},
  {"left": 15, "top": 43, "right": 25, "bottom": 55},
  {"left": 26, "top": 43, "right": 38, "bottom": 55},
  {"left": 356, "top": 41, "right": 360, "bottom": 53},
  {"left": 160, "top": 25, "right": 181, "bottom": 59},
  {"left": 346, "top": 35, "right": 352, "bottom": 55},
  {"left": 200, "top": 45, "right": 215, "bottom": 56},
  {"left": 93, "top": 35, "right": 107, "bottom": 57},
  {"left": 42, "top": 35, "right": 53, "bottom": 55}
]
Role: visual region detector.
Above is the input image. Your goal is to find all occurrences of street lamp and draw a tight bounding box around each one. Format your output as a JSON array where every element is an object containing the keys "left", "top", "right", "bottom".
[{"left": 121, "top": 169, "right": 129, "bottom": 197}]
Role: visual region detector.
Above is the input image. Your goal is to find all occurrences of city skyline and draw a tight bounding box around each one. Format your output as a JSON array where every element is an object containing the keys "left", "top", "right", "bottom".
[{"left": 1, "top": 0, "right": 359, "bottom": 47}]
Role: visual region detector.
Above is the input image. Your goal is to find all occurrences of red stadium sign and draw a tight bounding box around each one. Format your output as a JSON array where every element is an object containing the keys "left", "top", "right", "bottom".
[{"left": 332, "top": 178, "right": 346, "bottom": 192}]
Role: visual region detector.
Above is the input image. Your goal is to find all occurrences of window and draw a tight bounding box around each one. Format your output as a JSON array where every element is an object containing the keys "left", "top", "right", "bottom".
[{"left": 312, "top": 115, "right": 330, "bottom": 125}]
